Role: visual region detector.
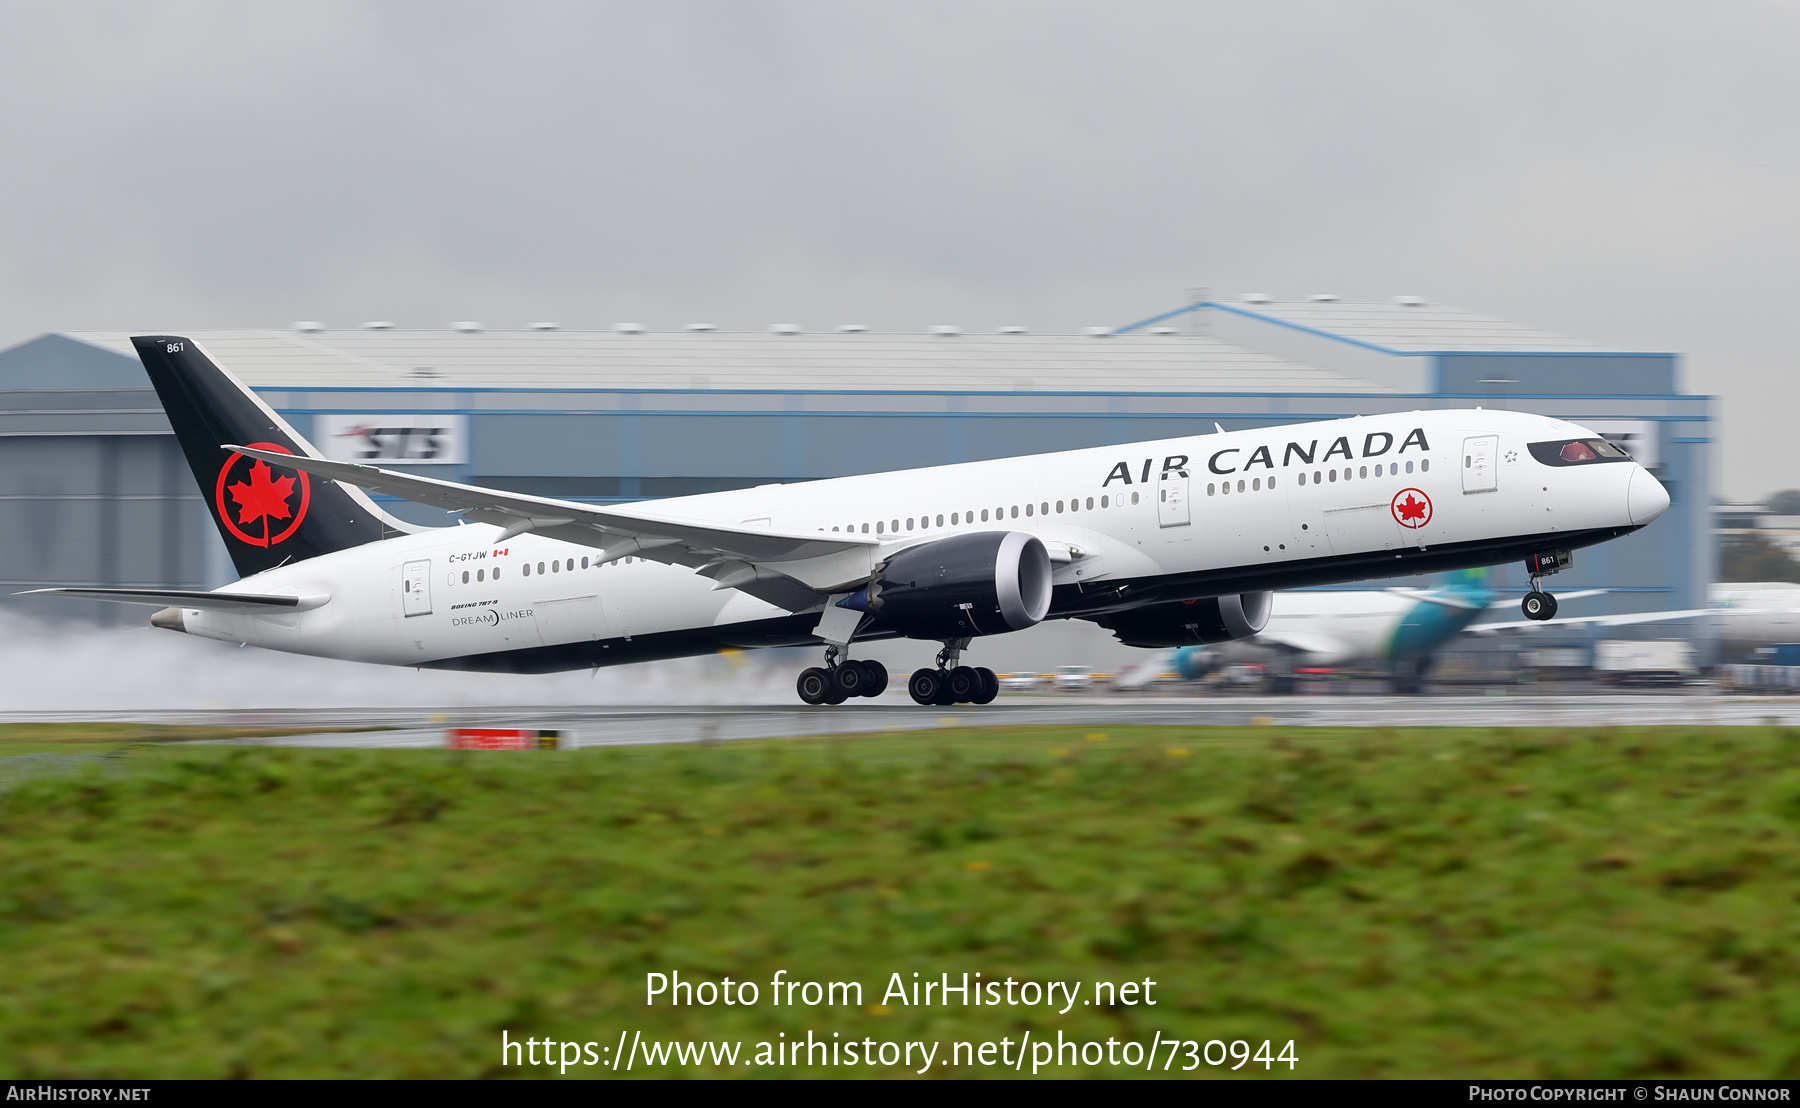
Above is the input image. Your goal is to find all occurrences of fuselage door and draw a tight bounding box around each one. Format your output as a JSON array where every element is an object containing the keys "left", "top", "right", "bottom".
[
  {"left": 1158, "top": 464, "right": 1191, "bottom": 527},
  {"left": 1462, "top": 435, "right": 1498, "bottom": 494},
  {"left": 402, "top": 559, "right": 432, "bottom": 616}
]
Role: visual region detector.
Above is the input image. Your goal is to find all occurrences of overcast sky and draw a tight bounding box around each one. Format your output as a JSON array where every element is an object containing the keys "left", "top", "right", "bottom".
[{"left": 1, "top": 1, "right": 1795, "bottom": 496}]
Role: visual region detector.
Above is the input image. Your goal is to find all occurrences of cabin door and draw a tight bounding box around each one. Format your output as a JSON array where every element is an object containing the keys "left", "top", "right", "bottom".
[
  {"left": 402, "top": 560, "right": 432, "bottom": 617},
  {"left": 1462, "top": 435, "right": 1498, "bottom": 493},
  {"left": 1158, "top": 465, "right": 1191, "bottom": 527}
]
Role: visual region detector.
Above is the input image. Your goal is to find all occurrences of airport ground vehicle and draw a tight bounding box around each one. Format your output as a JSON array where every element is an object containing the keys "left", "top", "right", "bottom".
[
  {"left": 1051, "top": 666, "right": 1094, "bottom": 692},
  {"left": 32, "top": 338, "right": 1670, "bottom": 706},
  {"left": 1592, "top": 639, "right": 1698, "bottom": 686}
]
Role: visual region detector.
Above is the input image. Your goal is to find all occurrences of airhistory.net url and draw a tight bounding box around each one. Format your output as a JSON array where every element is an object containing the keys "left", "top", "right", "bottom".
[{"left": 502, "top": 1029, "right": 1299, "bottom": 1075}]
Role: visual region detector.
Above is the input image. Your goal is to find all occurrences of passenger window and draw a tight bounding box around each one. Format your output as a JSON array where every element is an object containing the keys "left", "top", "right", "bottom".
[
  {"left": 581, "top": 557, "right": 589, "bottom": 568},
  {"left": 1025, "top": 504, "right": 1034, "bottom": 517},
  {"left": 1313, "top": 471, "right": 1321, "bottom": 483},
  {"left": 1207, "top": 483, "right": 1215, "bottom": 496},
  {"left": 1421, "top": 459, "right": 1430, "bottom": 472},
  {"left": 522, "top": 564, "right": 530, "bottom": 576},
  {"left": 1222, "top": 481, "right": 1230, "bottom": 495},
  {"left": 1236, "top": 480, "right": 1244, "bottom": 493},
  {"left": 1041, "top": 502, "right": 1048, "bottom": 515},
  {"left": 1253, "top": 478, "right": 1261, "bottom": 491},
  {"left": 1011, "top": 506, "right": 1019, "bottom": 518},
  {"left": 567, "top": 559, "right": 575, "bottom": 571},
  {"left": 477, "top": 568, "right": 485, "bottom": 581},
  {"left": 1086, "top": 497, "right": 1094, "bottom": 510},
  {"left": 1131, "top": 492, "right": 1140, "bottom": 505},
  {"left": 907, "top": 518, "right": 915, "bottom": 530},
  {"left": 981, "top": 509, "right": 990, "bottom": 522},
  {"left": 951, "top": 513, "right": 958, "bottom": 525},
  {"left": 936, "top": 514, "right": 944, "bottom": 526},
  {"left": 877, "top": 521, "right": 884, "bottom": 534},
  {"left": 1406, "top": 461, "right": 1414, "bottom": 473},
  {"left": 462, "top": 570, "right": 470, "bottom": 583},
  {"left": 1359, "top": 466, "right": 1367, "bottom": 479},
  {"left": 1056, "top": 500, "right": 1064, "bottom": 513},
  {"left": 494, "top": 567, "right": 501, "bottom": 579},
  {"left": 1269, "top": 476, "right": 1277, "bottom": 488},
  {"left": 1298, "top": 472, "right": 1306, "bottom": 485},
  {"left": 1101, "top": 495, "right": 1109, "bottom": 508},
  {"left": 1329, "top": 470, "right": 1337, "bottom": 483}
]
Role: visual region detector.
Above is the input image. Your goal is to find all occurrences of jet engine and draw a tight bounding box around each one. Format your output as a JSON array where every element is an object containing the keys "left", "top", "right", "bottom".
[
  {"left": 1091, "top": 591, "right": 1274, "bottom": 648},
  {"left": 862, "top": 531, "right": 1053, "bottom": 639}
]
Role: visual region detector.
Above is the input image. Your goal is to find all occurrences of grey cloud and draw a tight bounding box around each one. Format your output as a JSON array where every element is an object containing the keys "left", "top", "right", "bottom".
[{"left": 1, "top": 1, "right": 1796, "bottom": 492}]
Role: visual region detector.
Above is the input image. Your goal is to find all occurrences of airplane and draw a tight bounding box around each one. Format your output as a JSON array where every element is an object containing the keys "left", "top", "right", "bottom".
[
  {"left": 1114, "top": 570, "right": 1610, "bottom": 694},
  {"left": 25, "top": 337, "right": 1671, "bottom": 707}
]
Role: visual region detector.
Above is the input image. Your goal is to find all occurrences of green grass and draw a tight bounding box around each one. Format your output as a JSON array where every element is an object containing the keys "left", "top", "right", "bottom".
[
  {"left": 2, "top": 724, "right": 1798, "bottom": 1078},
  {"left": 0, "top": 723, "right": 385, "bottom": 757}
]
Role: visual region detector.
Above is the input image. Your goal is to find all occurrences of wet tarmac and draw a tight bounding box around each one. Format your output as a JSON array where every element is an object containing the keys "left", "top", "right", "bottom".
[{"left": 5, "top": 690, "right": 1800, "bottom": 749}]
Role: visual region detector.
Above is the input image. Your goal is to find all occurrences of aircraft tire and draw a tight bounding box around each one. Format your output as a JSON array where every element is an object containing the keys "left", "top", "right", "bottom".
[
  {"left": 972, "top": 667, "right": 999, "bottom": 704},
  {"left": 948, "top": 666, "right": 981, "bottom": 702},
  {"left": 831, "top": 662, "right": 865, "bottom": 699},
  {"left": 908, "top": 668, "right": 942, "bottom": 706},
  {"left": 797, "top": 667, "right": 832, "bottom": 705},
  {"left": 1543, "top": 593, "right": 1559, "bottom": 620},
  {"left": 858, "top": 659, "right": 889, "bottom": 697},
  {"left": 1522, "top": 591, "right": 1551, "bottom": 621}
]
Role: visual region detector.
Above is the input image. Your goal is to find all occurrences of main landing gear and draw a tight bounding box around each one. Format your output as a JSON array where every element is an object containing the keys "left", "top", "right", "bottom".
[
  {"left": 1520, "top": 549, "right": 1573, "bottom": 622},
  {"left": 907, "top": 640, "right": 999, "bottom": 707},
  {"left": 796, "top": 644, "right": 889, "bottom": 705}
]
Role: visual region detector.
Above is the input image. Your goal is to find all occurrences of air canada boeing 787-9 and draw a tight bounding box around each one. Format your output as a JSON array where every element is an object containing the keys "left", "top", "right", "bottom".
[{"left": 29, "top": 337, "right": 1671, "bottom": 706}]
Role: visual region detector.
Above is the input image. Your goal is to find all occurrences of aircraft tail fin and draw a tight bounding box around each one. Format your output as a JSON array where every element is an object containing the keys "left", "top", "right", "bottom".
[{"left": 131, "top": 336, "right": 402, "bottom": 579}]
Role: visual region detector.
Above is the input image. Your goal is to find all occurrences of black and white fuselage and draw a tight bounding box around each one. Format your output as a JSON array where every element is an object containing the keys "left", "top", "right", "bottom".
[{"left": 154, "top": 407, "right": 1668, "bottom": 673}]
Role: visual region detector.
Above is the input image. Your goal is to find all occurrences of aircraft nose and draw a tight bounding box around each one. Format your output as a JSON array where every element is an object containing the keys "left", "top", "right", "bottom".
[{"left": 1628, "top": 466, "right": 1670, "bottom": 526}]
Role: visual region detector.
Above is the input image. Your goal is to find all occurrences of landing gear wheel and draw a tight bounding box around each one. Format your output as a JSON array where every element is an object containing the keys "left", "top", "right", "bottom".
[
  {"left": 859, "top": 659, "right": 889, "bottom": 697},
  {"left": 932, "top": 671, "right": 957, "bottom": 705},
  {"left": 797, "top": 667, "right": 831, "bottom": 705},
  {"left": 831, "top": 661, "right": 866, "bottom": 699},
  {"left": 947, "top": 666, "right": 981, "bottom": 703},
  {"left": 908, "top": 667, "right": 943, "bottom": 706},
  {"left": 972, "top": 667, "right": 999, "bottom": 705},
  {"left": 1522, "top": 590, "right": 1554, "bottom": 621},
  {"left": 1543, "top": 593, "right": 1558, "bottom": 620}
]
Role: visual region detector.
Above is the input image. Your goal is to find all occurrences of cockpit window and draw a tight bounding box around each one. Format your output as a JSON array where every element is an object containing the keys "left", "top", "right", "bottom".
[{"left": 1529, "top": 438, "right": 1633, "bottom": 466}]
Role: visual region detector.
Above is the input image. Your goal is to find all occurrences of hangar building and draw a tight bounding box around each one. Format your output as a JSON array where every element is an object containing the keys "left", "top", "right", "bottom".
[{"left": 0, "top": 298, "right": 1710, "bottom": 660}]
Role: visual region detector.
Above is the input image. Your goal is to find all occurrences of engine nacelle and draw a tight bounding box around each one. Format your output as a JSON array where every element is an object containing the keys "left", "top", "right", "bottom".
[
  {"left": 865, "top": 531, "right": 1053, "bottom": 639},
  {"left": 1092, "top": 591, "right": 1274, "bottom": 648}
]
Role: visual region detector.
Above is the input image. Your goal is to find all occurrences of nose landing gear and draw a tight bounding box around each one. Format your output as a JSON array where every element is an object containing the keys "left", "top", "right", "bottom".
[
  {"left": 907, "top": 639, "right": 999, "bottom": 706},
  {"left": 796, "top": 644, "right": 889, "bottom": 705},
  {"left": 1521, "top": 549, "right": 1572, "bottom": 622}
]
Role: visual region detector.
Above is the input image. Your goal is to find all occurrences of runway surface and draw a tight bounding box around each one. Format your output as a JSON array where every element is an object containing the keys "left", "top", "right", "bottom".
[{"left": 6, "top": 691, "right": 1800, "bottom": 749}]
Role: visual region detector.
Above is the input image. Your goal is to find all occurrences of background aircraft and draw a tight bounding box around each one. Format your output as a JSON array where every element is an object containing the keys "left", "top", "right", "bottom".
[{"left": 1113, "top": 572, "right": 1608, "bottom": 693}]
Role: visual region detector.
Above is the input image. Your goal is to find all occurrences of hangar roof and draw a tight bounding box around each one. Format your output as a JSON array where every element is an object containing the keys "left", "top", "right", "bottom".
[
  {"left": 1202, "top": 300, "right": 1620, "bottom": 354},
  {"left": 59, "top": 328, "right": 1392, "bottom": 394}
]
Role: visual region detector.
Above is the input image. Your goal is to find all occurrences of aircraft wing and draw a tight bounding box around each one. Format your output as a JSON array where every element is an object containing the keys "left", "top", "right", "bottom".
[
  {"left": 1468, "top": 608, "right": 1714, "bottom": 634},
  {"left": 225, "top": 445, "right": 879, "bottom": 609},
  {"left": 17, "top": 587, "right": 328, "bottom": 611},
  {"left": 1255, "top": 629, "right": 1354, "bottom": 663},
  {"left": 1111, "top": 649, "right": 1174, "bottom": 689}
]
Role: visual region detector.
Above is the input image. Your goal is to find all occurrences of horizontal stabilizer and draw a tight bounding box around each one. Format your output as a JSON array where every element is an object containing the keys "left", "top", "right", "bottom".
[{"left": 17, "top": 587, "right": 328, "bottom": 611}]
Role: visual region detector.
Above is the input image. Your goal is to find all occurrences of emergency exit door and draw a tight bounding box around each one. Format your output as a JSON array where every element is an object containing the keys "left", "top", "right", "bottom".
[
  {"left": 402, "top": 560, "right": 432, "bottom": 616},
  {"left": 1462, "top": 435, "right": 1498, "bottom": 494},
  {"left": 1158, "top": 464, "right": 1190, "bottom": 527}
]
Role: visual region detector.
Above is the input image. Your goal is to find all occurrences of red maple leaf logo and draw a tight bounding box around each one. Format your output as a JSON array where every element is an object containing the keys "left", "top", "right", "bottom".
[
  {"left": 229, "top": 460, "right": 296, "bottom": 531},
  {"left": 1396, "top": 494, "right": 1427, "bottom": 522}
]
